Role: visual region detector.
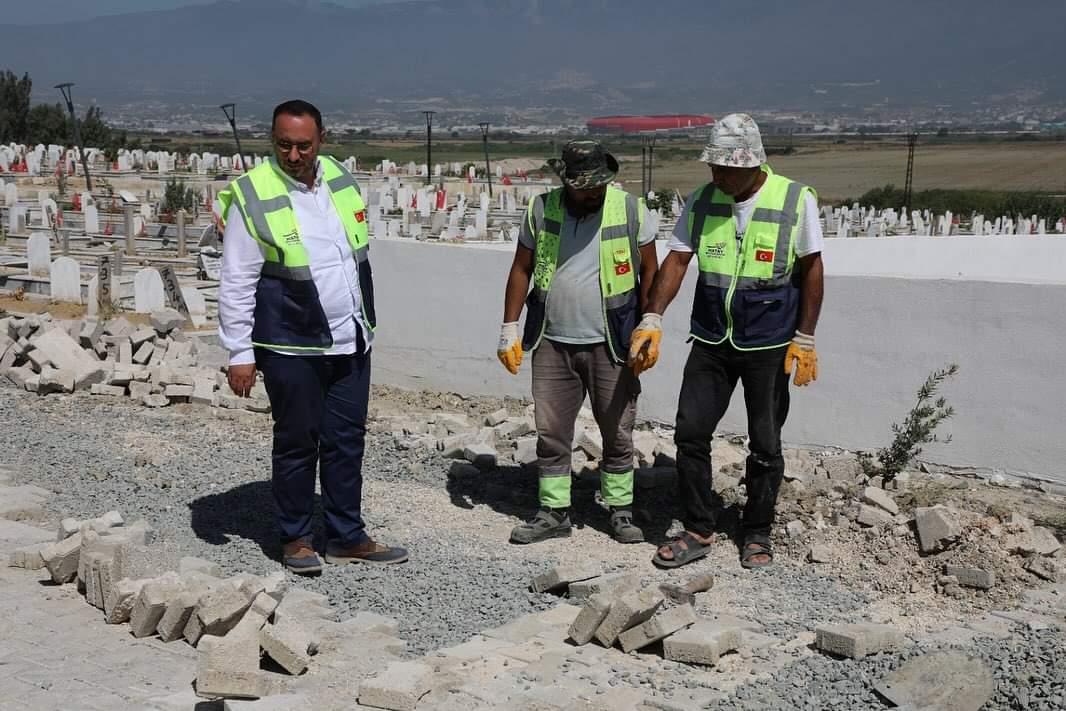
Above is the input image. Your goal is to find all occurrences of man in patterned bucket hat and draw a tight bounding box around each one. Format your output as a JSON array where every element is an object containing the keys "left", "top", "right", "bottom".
[
  {"left": 628, "top": 113, "right": 826, "bottom": 570},
  {"left": 496, "top": 140, "right": 659, "bottom": 545}
]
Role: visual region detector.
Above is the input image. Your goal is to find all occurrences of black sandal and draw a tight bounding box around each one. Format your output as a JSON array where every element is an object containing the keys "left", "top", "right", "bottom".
[
  {"left": 740, "top": 534, "right": 774, "bottom": 569},
  {"left": 652, "top": 531, "right": 712, "bottom": 569}
]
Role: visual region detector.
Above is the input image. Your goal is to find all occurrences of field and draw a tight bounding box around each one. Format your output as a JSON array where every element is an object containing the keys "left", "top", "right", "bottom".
[{"left": 161, "top": 133, "right": 1066, "bottom": 204}]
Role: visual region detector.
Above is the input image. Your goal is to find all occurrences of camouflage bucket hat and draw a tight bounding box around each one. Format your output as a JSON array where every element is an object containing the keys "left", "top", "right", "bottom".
[
  {"left": 699, "top": 113, "right": 766, "bottom": 168},
  {"left": 547, "top": 140, "right": 619, "bottom": 190}
]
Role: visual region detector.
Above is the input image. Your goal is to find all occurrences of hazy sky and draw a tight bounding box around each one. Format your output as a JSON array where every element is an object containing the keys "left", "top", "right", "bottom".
[{"left": 6, "top": 0, "right": 392, "bottom": 24}]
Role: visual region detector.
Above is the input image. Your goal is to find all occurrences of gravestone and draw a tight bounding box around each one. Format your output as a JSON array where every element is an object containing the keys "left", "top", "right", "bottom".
[
  {"left": 50, "top": 257, "right": 81, "bottom": 303},
  {"left": 97, "top": 255, "right": 114, "bottom": 312},
  {"left": 181, "top": 286, "right": 208, "bottom": 327},
  {"left": 3, "top": 183, "right": 17, "bottom": 206},
  {"left": 27, "top": 232, "right": 52, "bottom": 276},
  {"left": 159, "top": 266, "right": 190, "bottom": 318},
  {"left": 134, "top": 267, "right": 166, "bottom": 313},
  {"left": 84, "top": 205, "right": 100, "bottom": 234},
  {"left": 87, "top": 276, "right": 99, "bottom": 318}
]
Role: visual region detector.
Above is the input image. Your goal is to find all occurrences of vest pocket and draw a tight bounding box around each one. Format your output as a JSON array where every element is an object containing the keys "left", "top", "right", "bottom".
[
  {"left": 604, "top": 290, "right": 638, "bottom": 361},
  {"left": 691, "top": 283, "right": 728, "bottom": 341},
  {"left": 733, "top": 287, "right": 795, "bottom": 345},
  {"left": 522, "top": 291, "right": 547, "bottom": 350}
]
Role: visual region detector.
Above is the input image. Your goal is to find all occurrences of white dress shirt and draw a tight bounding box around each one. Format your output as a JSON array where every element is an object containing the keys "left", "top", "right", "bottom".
[{"left": 218, "top": 158, "right": 372, "bottom": 366}]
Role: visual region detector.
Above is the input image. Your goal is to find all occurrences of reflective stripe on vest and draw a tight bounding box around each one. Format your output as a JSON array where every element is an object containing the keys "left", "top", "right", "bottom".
[
  {"left": 522, "top": 186, "right": 643, "bottom": 364},
  {"left": 687, "top": 166, "right": 814, "bottom": 350},
  {"left": 227, "top": 156, "right": 376, "bottom": 350}
]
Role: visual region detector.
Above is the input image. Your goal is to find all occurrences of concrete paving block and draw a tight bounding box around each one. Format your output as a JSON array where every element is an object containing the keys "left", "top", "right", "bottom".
[
  {"left": 619, "top": 604, "right": 697, "bottom": 653},
  {"left": 273, "top": 588, "right": 336, "bottom": 626},
  {"left": 463, "top": 442, "right": 497, "bottom": 468},
  {"left": 484, "top": 407, "right": 509, "bottom": 427},
  {"left": 42, "top": 532, "right": 83, "bottom": 583},
  {"left": 532, "top": 562, "right": 602, "bottom": 593},
  {"left": 195, "top": 633, "right": 268, "bottom": 700},
  {"left": 105, "top": 578, "right": 148, "bottom": 624},
  {"left": 663, "top": 619, "right": 745, "bottom": 666},
  {"left": 568, "top": 572, "right": 640, "bottom": 602},
  {"left": 944, "top": 565, "right": 995, "bottom": 590},
  {"left": 90, "top": 383, "right": 126, "bottom": 396},
  {"left": 180, "top": 556, "right": 223, "bottom": 578},
  {"left": 862, "top": 486, "right": 900, "bottom": 515},
  {"left": 568, "top": 593, "right": 613, "bottom": 645},
  {"left": 191, "top": 379, "right": 217, "bottom": 406},
  {"left": 38, "top": 366, "right": 76, "bottom": 394},
  {"left": 874, "top": 650, "right": 994, "bottom": 711},
  {"left": 130, "top": 327, "right": 156, "bottom": 347},
  {"left": 260, "top": 616, "right": 314, "bottom": 675},
  {"left": 594, "top": 589, "right": 664, "bottom": 647},
  {"left": 164, "top": 384, "right": 194, "bottom": 399},
  {"left": 857, "top": 504, "right": 894, "bottom": 528},
  {"left": 130, "top": 573, "right": 184, "bottom": 637},
  {"left": 815, "top": 623, "right": 907, "bottom": 658},
  {"left": 74, "top": 364, "right": 110, "bottom": 392},
  {"left": 30, "top": 327, "right": 94, "bottom": 372},
  {"left": 157, "top": 589, "right": 203, "bottom": 642},
  {"left": 358, "top": 660, "right": 434, "bottom": 711},
  {"left": 915, "top": 506, "right": 961, "bottom": 553}
]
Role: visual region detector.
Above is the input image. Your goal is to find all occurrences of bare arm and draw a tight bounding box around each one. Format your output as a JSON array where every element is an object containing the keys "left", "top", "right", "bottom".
[
  {"left": 645, "top": 250, "right": 694, "bottom": 316},
  {"left": 503, "top": 243, "right": 535, "bottom": 322},
  {"left": 637, "top": 242, "right": 658, "bottom": 314},
  {"left": 796, "top": 252, "right": 824, "bottom": 334}
]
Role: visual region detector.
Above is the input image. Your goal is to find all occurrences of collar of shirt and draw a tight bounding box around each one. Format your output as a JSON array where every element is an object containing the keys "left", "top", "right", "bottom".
[{"left": 269, "top": 156, "right": 323, "bottom": 193}]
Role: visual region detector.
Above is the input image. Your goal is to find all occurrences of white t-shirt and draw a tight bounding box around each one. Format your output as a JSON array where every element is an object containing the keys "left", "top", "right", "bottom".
[{"left": 667, "top": 184, "right": 823, "bottom": 257}]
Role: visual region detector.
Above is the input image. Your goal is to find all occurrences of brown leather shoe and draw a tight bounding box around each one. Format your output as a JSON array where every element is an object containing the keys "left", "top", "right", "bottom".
[
  {"left": 324, "top": 539, "right": 408, "bottom": 565},
  {"left": 282, "top": 537, "right": 323, "bottom": 575}
]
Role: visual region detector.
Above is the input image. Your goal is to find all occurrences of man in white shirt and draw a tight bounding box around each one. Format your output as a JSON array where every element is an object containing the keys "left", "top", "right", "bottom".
[
  {"left": 218, "top": 100, "right": 407, "bottom": 574},
  {"left": 628, "top": 114, "right": 824, "bottom": 570}
]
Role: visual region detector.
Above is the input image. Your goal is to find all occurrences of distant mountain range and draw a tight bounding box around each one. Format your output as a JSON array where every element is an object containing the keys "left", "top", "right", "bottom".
[{"left": 2, "top": 0, "right": 1063, "bottom": 118}]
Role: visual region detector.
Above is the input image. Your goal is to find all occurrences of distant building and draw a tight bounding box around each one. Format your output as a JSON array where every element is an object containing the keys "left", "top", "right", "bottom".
[{"left": 586, "top": 115, "right": 715, "bottom": 135}]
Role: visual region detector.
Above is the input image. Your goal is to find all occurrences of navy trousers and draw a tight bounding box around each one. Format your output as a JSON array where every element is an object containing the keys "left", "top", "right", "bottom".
[{"left": 255, "top": 347, "right": 371, "bottom": 547}]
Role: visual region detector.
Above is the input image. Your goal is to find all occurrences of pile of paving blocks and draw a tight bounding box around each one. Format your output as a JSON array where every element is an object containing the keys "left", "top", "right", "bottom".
[
  {"left": 0, "top": 310, "right": 269, "bottom": 411},
  {"left": 7, "top": 509, "right": 407, "bottom": 702}
]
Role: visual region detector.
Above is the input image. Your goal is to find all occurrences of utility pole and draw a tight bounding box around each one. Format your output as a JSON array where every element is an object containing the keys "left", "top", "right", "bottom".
[
  {"left": 219, "top": 103, "right": 245, "bottom": 172},
  {"left": 422, "top": 111, "right": 436, "bottom": 186},
  {"left": 478, "top": 122, "right": 493, "bottom": 198},
  {"left": 640, "top": 140, "right": 647, "bottom": 197},
  {"left": 903, "top": 132, "right": 919, "bottom": 210},
  {"left": 54, "top": 83, "right": 92, "bottom": 191},
  {"left": 642, "top": 134, "right": 656, "bottom": 198}
]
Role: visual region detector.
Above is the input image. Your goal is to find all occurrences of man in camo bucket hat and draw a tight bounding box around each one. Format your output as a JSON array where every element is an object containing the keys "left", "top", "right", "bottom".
[
  {"left": 496, "top": 139, "right": 660, "bottom": 546},
  {"left": 547, "top": 140, "right": 620, "bottom": 189},
  {"left": 629, "top": 113, "right": 826, "bottom": 571}
]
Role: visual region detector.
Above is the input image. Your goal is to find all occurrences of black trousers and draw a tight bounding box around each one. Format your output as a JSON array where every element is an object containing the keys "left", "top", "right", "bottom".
[
  {"left": 674, "top": 341, "right": 790, "bottom": 539},
  {"left": 256, "top": 347, "right": 371, "bottom": 547}
]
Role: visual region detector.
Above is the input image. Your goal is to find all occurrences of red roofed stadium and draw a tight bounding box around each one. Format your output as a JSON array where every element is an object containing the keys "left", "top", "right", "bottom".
[{"left": 587, "top": 115, "right": 715, "bottom": 134}]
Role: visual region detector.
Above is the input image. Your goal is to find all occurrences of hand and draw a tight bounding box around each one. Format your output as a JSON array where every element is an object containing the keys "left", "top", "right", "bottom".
[
  {"left": 497, "top": 322, "right": 523, "bottom": 375},
  {"left": 784, "top": 331, "right": 818, "bottom": 386},
  {"left": 227, "top": 363, "right": 257, "bottom": 397},
  {"left": 628, "top": 313, "right": 663, "bottom": 376}
]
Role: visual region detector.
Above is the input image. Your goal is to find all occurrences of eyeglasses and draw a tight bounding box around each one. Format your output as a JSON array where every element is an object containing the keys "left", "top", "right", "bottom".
[{"left": 274, "top": 139, "right": 315, "bottom": 154}]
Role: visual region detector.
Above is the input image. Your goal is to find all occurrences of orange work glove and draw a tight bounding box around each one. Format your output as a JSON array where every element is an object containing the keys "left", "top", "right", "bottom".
[
  {"left": 784, "top": 330, "right": 818, "bottom": 386},
  {"left": 628, "top": 313, "right": 663, "bottom": 376},
  {"left": 497, "top": 322, "right": 523, "bottom": 375}
]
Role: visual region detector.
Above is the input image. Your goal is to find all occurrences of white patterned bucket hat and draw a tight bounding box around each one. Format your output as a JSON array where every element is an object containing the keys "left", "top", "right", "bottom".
[{"left": 699, "top": 113, "right": 766, "bottom": 168}]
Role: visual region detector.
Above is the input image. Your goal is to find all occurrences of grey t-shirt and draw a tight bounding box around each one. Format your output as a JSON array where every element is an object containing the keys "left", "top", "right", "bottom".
[{"left": 520, "top": 194, "right": 657, "bottom": 345}]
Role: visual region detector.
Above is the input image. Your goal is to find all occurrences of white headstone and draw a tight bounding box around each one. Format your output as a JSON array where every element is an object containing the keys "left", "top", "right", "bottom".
[
  {"left": 27, "top": 232, "right": 51, "bottom": 276},
  {"left": 87, "top": 275, "right": 99, "bottom": 318},
  {"left": 49, "top": 256, "right": 81, "bottom": 303},
  {"left": 3, "top": 182, "right": 17, "bottom": 206},
  {"left": 134, "top": 267, "right": 166, "bottom": 313},
  {"left": 84, "top": 205, "right": 100, "bottom": 234},
  {"left": 181, "top": 286, "right": 208, "bottom": 327}
]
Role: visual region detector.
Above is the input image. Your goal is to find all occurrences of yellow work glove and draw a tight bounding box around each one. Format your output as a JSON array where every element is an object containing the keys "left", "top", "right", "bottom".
[
  {"left": 784, "top": 330, "right": 818, "bottom": 386},
  {"left": 497, "top": 322, "right": 523, "bottom": 375},
  {"left": 628, "top": 313, "right": 663, "bottom": 376}
]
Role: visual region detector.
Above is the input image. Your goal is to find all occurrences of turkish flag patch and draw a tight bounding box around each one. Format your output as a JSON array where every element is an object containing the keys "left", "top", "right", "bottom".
[
  {"left": 354, "top": 210, "right": 366, "bottom": 223},
  {"left": 614, "top": 262, "right": 631, "bottom": 276},
  {"left": 755, "top": 249, "right": 774, "bottom": 263}
]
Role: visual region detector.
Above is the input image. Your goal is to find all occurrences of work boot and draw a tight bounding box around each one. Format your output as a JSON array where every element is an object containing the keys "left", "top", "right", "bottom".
[
  {"left": 282, "top": 537, "right": 323, "bottom": 575},
  {"left": 510, "top": 508, "right": 572, "bottom": 544},
  {"left": 609, "top": 507, "right": 644, "bottom": 544}
]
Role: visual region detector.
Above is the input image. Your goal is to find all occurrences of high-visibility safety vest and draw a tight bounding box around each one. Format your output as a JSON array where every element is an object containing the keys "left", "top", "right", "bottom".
[
  {"left": 521, "top": 186, "right": 644, "bottom": 364},
  {"left": 687, "top": 166, "right": 814, "bottom": 350},
  {"left": 225, "top": 156, "right": 376, "bottom": 351}
]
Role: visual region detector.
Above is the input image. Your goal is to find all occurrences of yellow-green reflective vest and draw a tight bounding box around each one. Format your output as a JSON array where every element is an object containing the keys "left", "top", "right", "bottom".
[
  {"left": 687, "top": 166, "right": 815, "bottom": 349},
  {"left": 522, "top": 186, "right": 644, "bottom": 364},
  {"left": 226, "top": 156, "right": 376, "bottom": 351}
]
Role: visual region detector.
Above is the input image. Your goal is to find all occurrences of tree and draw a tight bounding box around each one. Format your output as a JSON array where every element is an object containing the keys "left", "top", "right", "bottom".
[
  {"left": 25, "top": 103, "right": 69, "bottom": 145},
  {"left": 162, "top": 178, "right": 201, "bottom": 216},
  {"left": 80, "top": 105, "right": 113, "bottom": 147},
  {"left": 0, "top": 70, "right": 32, "bottom": 143}
]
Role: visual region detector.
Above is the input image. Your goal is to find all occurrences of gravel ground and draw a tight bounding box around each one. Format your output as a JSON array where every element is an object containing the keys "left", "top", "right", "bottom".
[{"left": 3, "top": 381, "right": 1064, "bottom": 709}]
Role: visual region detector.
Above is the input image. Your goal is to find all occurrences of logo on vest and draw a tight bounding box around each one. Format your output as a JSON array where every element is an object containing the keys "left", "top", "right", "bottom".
[
  {"left": 755, "top": 249, "right": 775, "bottom": 263},
  {"left": 354, "top": 210, "right": 366, "bottom": 223},
  {"left": 614, "top": 262, "right": 631, "bottom": 277},
  {"left": 282, "top": 230, "right": 300, "bottom": 245},
  {"left": 706, "top": 241, "right": 727, "bottom": 259}
]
